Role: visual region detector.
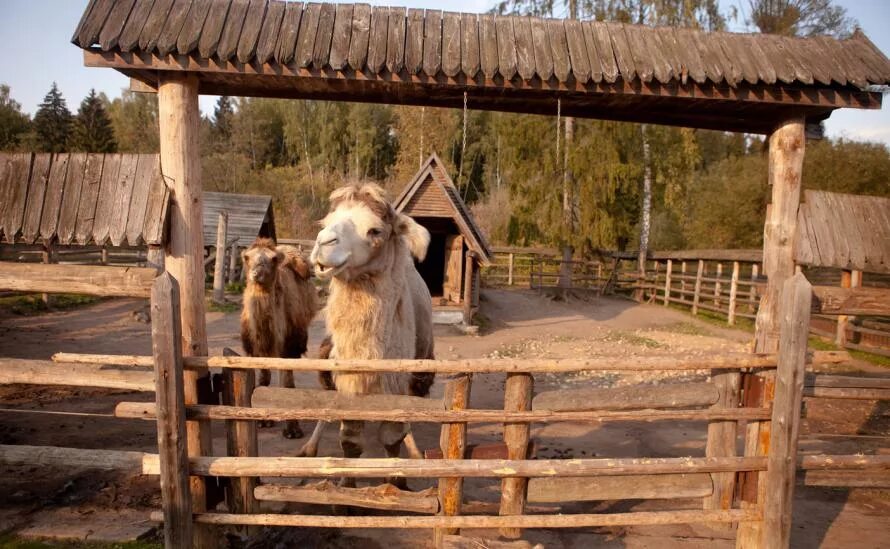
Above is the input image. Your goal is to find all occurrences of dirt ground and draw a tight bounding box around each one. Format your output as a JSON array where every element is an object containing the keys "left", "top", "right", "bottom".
[{"left": 0, "top": 289, "right": 888, "bottom": 548}]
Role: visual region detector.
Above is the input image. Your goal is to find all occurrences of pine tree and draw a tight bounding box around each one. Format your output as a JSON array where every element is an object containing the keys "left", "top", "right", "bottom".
[
  {"left": 33, "top": 82, "right": 72, "bottom": 153},
  {"left": 212, "top": 95, "right": 234, "bottom": 148},
  {"left": 70, "top": 89, "right": 117, "bottom": 153},
  {"left": 0, "top": 84, "right": 30, "bottom": 151}
]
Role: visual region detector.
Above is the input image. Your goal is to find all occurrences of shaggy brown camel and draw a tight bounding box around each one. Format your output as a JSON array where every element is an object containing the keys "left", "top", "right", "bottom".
[
  {"left": 307, "top": 183, "right": 434, "bottom": 487},
  {"left": 241, "top": 238, "right": 319, "bottom": 438}
]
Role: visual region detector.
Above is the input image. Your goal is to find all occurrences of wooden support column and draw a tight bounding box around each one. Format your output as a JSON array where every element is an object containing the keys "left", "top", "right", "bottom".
[
  {"left": 728, "top": 261, "right": 740, "bottom": 325},
  {"left": 663, "top": 259, "right": 672, "bottom": 306},
  {"left": 499, "top": 373, "right": 533, "bottom": 539},
  {"left": 749, "top": 263, "right": 759, "bottom": 311},
  {"left": 703, "top": 370, "right": 740, "bottom": 517},
  {"left": 435, "top": 374, "right": 472, "bottom": 547},
  {"left": 740, "top": 117, "right": 805, "bottom": 549},
  {"left": 507, "top": 253, "right": 514, "bottom": 286},
  {"left": 762, "top": 273, "right": 812, "bottom": 548},
  {"left": 228, "top": 242, "right": 239, "bottom": 285},
  {"left": 151, "top": 274, "right": 193, "bottom": 548},
  {"left": 835, "top": 270, "right": 852, "bottom": 345},
  {"left": 692, "top": 260, "right": 704, "bottom": 315},
  {"left": 212, "top": 212, "right": 228, "bottom": 303},
  {"left": 222, "top": 347, "right": 258, "bottom": 532},
  {"left": 158, "top": 72, "right": 215, "bottom": 548},
  {"left": 463, "top": 251, "right": 475, "bottom": 325}
]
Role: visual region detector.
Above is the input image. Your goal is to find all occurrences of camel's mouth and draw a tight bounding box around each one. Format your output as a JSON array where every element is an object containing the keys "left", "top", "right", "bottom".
[{"left": 314, "top": 261, "right": 346, "bottom": 279}]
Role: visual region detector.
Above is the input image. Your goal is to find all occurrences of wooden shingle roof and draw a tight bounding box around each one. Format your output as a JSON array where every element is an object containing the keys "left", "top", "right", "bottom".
[
  {"left": 395, "top": 154, "right": 491, "bottom": 264},
  {"left": 202, "top": 191, "right": 275, "bottom": 246},
  {"left": 0, "top": 153, "right": 169, "bottom": 247},
  {"left": 74, "top": 1, "right": 889, "bottom": 134},
  {"left": 796, "top": 190, "right": 890, "bottom": 274}
]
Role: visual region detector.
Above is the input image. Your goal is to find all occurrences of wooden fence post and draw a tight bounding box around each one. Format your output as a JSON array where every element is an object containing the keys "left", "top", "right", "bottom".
[
  {"left": 151, "top": 273, "right": 193, "bottom": 548},
  {"left": 507, "top": 253, "right": 514, "bottom": 286},
  {"left": 663, "top": 259, "right": 672, "bottom": 306},
  {"left": 435, "top": 374, "right": 472, "bottom": 547},
  {"left": 463, "top": 251, "right": 475, "bottom": 325},
  {"left": 651, "top": 261, "right": 660, "bottom": 301},
  {"left": 835, "top": 270, "right": 852, "bottom": 346},
  {"left": 749, "top": 263, "right": 759, "bottom": 312},
  {"left": 222, "top": 348, "right": 258, "bottom": 529},
  {"left": 763, "top": 272, "right": 812, "bottom": 548},
  {"left": 692, "top": 260, "right": 704, "bottom": 315},
  {"left": 212, "top": 212, "right": 228, "bottom": 303},
  {"left": 680, "top": 261, "right": 687, "bottom": 297},
  {"left": 228, "top": 242, "right": 239, "bottom": 285},
  {"left": 703, "top": 370, "right": 740, "bottom": 518},
  {"left": 499, "top": 372, "right": 533, "bottom": 539},
  {"left": 714, "top": 262, "right": 723, "bottom": 308},
  {"left": 728, "top": 261, "right": 740, "bottom": 325}
]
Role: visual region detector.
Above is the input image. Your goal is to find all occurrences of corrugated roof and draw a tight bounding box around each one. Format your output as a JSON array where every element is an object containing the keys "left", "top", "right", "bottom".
[
  {"left": 796, "top": 190, "right": 890, "bottom": 274},
  {"left": 0, "top": 152, "right": 168, "bottom": 247},
  {"left": 395, "top": 153, "right": 491, "bottom": 264},
  {"left": 203, "top": 191, "right": 275, "bottom": 246}
]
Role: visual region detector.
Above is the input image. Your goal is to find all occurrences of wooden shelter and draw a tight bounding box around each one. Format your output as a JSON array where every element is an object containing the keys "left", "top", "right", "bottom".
[
  {"left": 69, "top": 1, "right": 890, "bottom": 548},
  {"left": 395, "top": 154, "right": 490, "bottom": 318},
  {"left": 202, "top": 191, "right": 275, "bottom": 247}
]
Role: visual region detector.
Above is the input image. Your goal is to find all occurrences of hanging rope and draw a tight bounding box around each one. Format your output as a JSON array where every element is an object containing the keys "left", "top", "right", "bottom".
[
  {"left": 458, "top": 92, "right": 468, "bottom": 190},
  {"left": 555, "top": 99, "right": 561, "bottom": 172}
]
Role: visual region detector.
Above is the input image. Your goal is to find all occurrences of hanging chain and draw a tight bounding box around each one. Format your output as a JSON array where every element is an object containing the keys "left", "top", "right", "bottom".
[{"left": 458, "top": 92, "right": 468, "bottom": 189}]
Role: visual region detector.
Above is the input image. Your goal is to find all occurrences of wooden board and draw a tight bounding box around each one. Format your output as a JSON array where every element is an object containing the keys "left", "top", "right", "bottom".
[
  {"left": 0, "top": 262, "right": 156, "bottom": 298},
  {"left": 528, "top": 473, "right": 712, "bottom": 502},
  {"left": 236, "top": 0, "right": 269, "bottom": 64},
  {"left": 56, "top": 153, "right": 86, "bottom": 245},
  {"left": 39, "top": 154, "right": 71, "bottom": 243},
  {"left": 21, "top": 154, "right": 52, "bottom": 244},
  {"left": 252, "top": 386, "right": 444, "bottom": 412}
]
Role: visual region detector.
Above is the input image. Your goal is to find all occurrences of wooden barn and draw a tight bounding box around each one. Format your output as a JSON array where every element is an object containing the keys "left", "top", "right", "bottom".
[
  {"left": 395, "top": 154, "right": 491, "bottom": 324},
  {"left": 202, "top": 191, "right": 276, "bottom": 248}
]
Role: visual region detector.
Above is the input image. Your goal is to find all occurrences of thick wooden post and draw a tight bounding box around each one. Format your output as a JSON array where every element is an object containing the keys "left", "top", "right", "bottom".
[
  {"left": 663, "top": 259, "right": 672, "bottom": 306},
  {"left": 212, "top": 212, "right": 228, "bottom": 303},
  {"left": 749, "top": 263, "right": 759, "bottom": 311},
  {"left": 728, "top": 261, "right": 740, "bottom": 325},
  {"left": 463, "top": 251, "right": 475, "bottom": 325},
  {"left": 222, "top": 347, "right": 258, "bottom": 531},
  {"left": 703, "top": 370, "right": 740, "bottom": 516},
  {"left": 435, "top": 374, "right": 472, "bottom": 547},
  {"left": 228, "top": 243, "right": 239, "bottom": 284},
  {"left": 835, "top": 270, "right": 852, "bottom": 345},
  {"left": 499, "top": 373, "right": 533, "bottom": 539},
  {"left": 507, "top": 253, "right": 514, "bottom": 286},
  {"left": 763, "top": 273, "right": 812, "bottom": 549},
  {"left": 740, "top": 117, "right": 805, "bottom": 549},
  {"left": 714, "top": 262, "right": 723, "bottom": 308},
  {"left": 151, "top": 274, "right": 193, "bottom": 548},
  {"left": 680, "top": 260, "right": 687, "bottom": 297},
  {"left": 692, "top": 260, "right": 704, "bottom": 315},
  {"left": 158, "top": 72, "right": 215, "bottom": 548}
]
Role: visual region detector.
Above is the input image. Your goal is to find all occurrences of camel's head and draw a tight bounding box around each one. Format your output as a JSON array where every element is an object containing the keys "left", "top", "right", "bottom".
[
  {"left": 311, "top": 183, "right": 429, "bottom": 281},
  {"left": 241, "top": 238, "right": 283, "bottom": 288}
]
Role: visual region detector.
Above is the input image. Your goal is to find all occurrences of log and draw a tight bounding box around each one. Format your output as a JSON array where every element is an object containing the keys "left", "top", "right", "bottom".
[
  {"left": 803, "top": 387, "right": 890, "bottom": 400},
  {"left": 728, "top": 261, "right": 740, "bottom": 325},
  {"left": 692, "top": 259, "right": 704, "bottom": 314},
  {"left": 115, "top": 401, "right": 771, "bottom": 424},
  {"left": 0, "top": 358, "right": 154, "bottom": 391},
  {"left": 811, "top": 285, "right": 890, "bottom": 316},
  {"left": 499, "top": 373, "right": 532, "bottom": 538},
  {"left": 437, "top": 374, "right": 471, "bottom": 545},
  {"left": 212, "top": 212, "right": 228, "bottom": 303},
  {"left": 797, "top": 454, "right": 890, "bottom": 470},
  {"left": 150, "top": 274, "right": 193, "bottom": 548},
  {"left": 442, "top": 535, "right": 542, "bottom": 549},
  {"left": 151, "top": 509, "right": 759, "bottom": 528},
  {"left": 801, "top": 470, "right": 890, "bottom": 488},
  {"left": 253, "top": 386, "right": 444, "bottom": 412},
  {"left": 763, "top": 273, "right": 811, "bottom": 549},
  {"left": 255, "top": 481, "right": 439, "bottom": 514},
  {"left": 527, "top": 473, "right": 712, "bottom": 502},
  {"left": 704, "top": 370, "right": 740, "bottom": 515},
  {"left": 804, "top": 374, "right": 890, "bottom": 389},
  {"left": 533, "top": 382, "right": 717, "bottom": 412},
  {"left": 0, "top": 444, "right": 153, "bottom": 474},
  {"left": 222, "top": 348, "right": 258, "bottom": 522},
  {"left": 0, "top": 261, "right": 155, "bottom": 298}
]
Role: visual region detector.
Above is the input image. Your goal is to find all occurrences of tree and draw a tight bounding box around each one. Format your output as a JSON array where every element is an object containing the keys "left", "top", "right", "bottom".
[
  {"left": 70, "top": 89, "right": 117, "bottom": 153},
  {"left": 0, "top": 84, "right": 30, "bottom": 151},
  {"left": 212, "top": 95, "right": 234, "bottom": 149},
  {"left": 32, "top": 82, "right": 72, "bottom": 153},
  {"left": 107, "top": 90, "right": 159, "bottom": 153},
  {"left": 748, "top": 0, "right": 854, "bottom": 37}
]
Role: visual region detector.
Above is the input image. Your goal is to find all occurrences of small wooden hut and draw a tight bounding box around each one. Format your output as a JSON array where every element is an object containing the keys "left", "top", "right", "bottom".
[
  {"left": 395, "top": 154, "right": 491, "bottom": 323},
  {"left": 202, "top": 191, "right": 276, "bottom": 248}
]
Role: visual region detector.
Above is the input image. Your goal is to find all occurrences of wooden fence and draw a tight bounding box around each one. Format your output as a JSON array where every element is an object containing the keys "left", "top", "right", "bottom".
[{"left": 0, "top": 261, "right": 888, "bottom": 547}]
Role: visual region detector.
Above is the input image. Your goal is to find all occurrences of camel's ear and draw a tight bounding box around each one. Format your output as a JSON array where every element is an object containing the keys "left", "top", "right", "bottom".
[
  {"left": 290, "top": 255, "right": 311, "bottom": 280},
  {"left": 396, "top": 214, "right": 430, "bottom": 262},
  {"left": 274, "top": 249, "right": 285, "bottom": 265}
]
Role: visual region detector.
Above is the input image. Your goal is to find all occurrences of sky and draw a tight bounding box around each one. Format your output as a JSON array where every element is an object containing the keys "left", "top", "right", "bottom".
[{"left": 1, "top": 0, "right": 888, "bottom": 144}]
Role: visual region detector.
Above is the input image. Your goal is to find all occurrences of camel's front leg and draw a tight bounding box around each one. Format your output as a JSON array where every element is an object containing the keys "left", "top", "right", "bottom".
[
  {"left": 296, "top": 420, "right": 328, "bottom": 457},
  {"left": 339, "top": 420, "right": 364, "bottom": 489},
  {"left": 279, "top": 370, "right": 304, "bottom": 439},
  {"left": 379, "top": 421, "right": 411, "bottom": 490}
]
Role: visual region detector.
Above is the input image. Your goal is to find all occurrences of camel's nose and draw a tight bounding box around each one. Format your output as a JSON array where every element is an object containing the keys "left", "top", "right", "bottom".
[{"left": 315, "top": 227, "right": 338, "bottom": 248}]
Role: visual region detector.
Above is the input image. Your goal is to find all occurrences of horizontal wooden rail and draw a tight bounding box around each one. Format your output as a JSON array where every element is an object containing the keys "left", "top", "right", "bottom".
[
  {"left": 150, "top": 509, "right": 760, "bottom": 528},
  {"left": 255, "top": 482, "right": 440, "bottom": 514},
  {"left": 533, "top": 382, "right": 717, "bottom": 411},
  {"left": 0, "top": 262, "right": 156, "bottom": 298},
  {"left": 0, "top": 358, "right": 154, "bottom": 391},
  {"left": 0, "top": 444, "right": 156, "bottom": 473},
  {"left": 811, "top": 286, "right": 890, "bottom": 316},
  {"left": 115, "top": 402, "right": 773, "bottom": 424},
  {"left": 527, "top": 473, "right": 713, "bottom": 502}
]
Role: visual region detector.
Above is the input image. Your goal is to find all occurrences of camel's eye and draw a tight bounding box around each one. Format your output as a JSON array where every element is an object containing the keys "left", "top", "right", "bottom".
[{"left": 367, "top": 227, "right": 382, "bottom": 237}]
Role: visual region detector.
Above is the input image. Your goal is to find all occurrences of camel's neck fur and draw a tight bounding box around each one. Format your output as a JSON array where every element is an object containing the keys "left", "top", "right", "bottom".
[
  {"left": 242, "top": 280, "right": 286, "bottom": 357},
  {"left": 326, "top": 234, "right": 414, "bottom": 395}
]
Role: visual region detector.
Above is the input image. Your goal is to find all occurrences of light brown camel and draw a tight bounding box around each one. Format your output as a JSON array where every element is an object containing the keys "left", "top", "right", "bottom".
[
  {"left": 241, "top": 237, "right": 319, "bottom": 438},
  {"left": 307, "top": 182, "right": 434, "bottom": 486}
]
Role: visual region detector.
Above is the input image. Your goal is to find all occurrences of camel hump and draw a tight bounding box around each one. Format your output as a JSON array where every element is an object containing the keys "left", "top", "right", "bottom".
[{"left": 276, "top": 245, "right": 312, "bottom": 280}]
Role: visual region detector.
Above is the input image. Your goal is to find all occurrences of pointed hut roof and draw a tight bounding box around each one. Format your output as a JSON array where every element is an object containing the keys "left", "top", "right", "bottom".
[{"left": 395, "top": 154, "right": 491, "bottom": 264}]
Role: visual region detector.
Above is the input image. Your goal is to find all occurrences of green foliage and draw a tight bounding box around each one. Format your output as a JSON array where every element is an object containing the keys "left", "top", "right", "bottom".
[
  {"left": 0, "top": 84, "right": 30, "bottom": 151},
  {"left": 0, "top": 533, "right": 160, "bottom": 549},
  {"left": 70, "top": 89, "right": 117, "bottom": 153},
  {"left": 748, "top": 0, "right": 854, "bottom": 37},
  {"left": 32, "top": 82, "right": 72, "bottom": 153},
  {"left": 107, "top": 90, "right": 159, "bottom": 153}
]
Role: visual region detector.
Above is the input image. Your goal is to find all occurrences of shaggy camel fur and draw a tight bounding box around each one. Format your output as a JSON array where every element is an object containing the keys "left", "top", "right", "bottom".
[
  {"left": 308, "top": 183, "right": 434, "bottom": 485},
  {"left": 241, "top": 238, "right": 319, "bottom": 438}
]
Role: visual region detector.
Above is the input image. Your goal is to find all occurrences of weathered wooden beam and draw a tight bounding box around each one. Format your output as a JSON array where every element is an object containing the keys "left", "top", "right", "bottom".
[
  {"left": 437, "top": 374, "right": 472, "bottom": 546},
  {"left": 252, "top": 386, "right": 444, "bottom": 412},
  {"left": 499, "top": 372, "right": 533, "bottom": 538},
  {"left": 811, "top": 285, "right": 890, "bottom": 316},
  {"left": 800, "top": 470, "right": 890, "bottom": 488},
  {"left": 151, "top": 274, "right": 193, "bottom": 548},
  {"left": 442, "top": 536, "right": 541, "bottom": 549},
  {"left": 0, "top": 261, "right": 155, "bottom": 297},
  {"left": 704, "top": 370, "right": 740, "bottom": 516},
  {"left": 255, "top": 481, "right": 439, "bottom": 514},
  {"left": 528, "top": 473, "right": 712, "bottom": 502},
  {"left": 212, "top": 212, "right": 228, "bottom": 303},
  {"left": 221, "top": 348, "right": 258, "bottom": 524},
  {"left": 0, "top": 358, "right": 153, "bottom": 391},
  {"left": 151, "top": 509, "right": 759, "bottom": 528},
  {"left": 0, "top": 444, "right": 154, "bottom": 474},
  {"left": 533, "top": 381, "right": 717, "bottom": 412}
]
